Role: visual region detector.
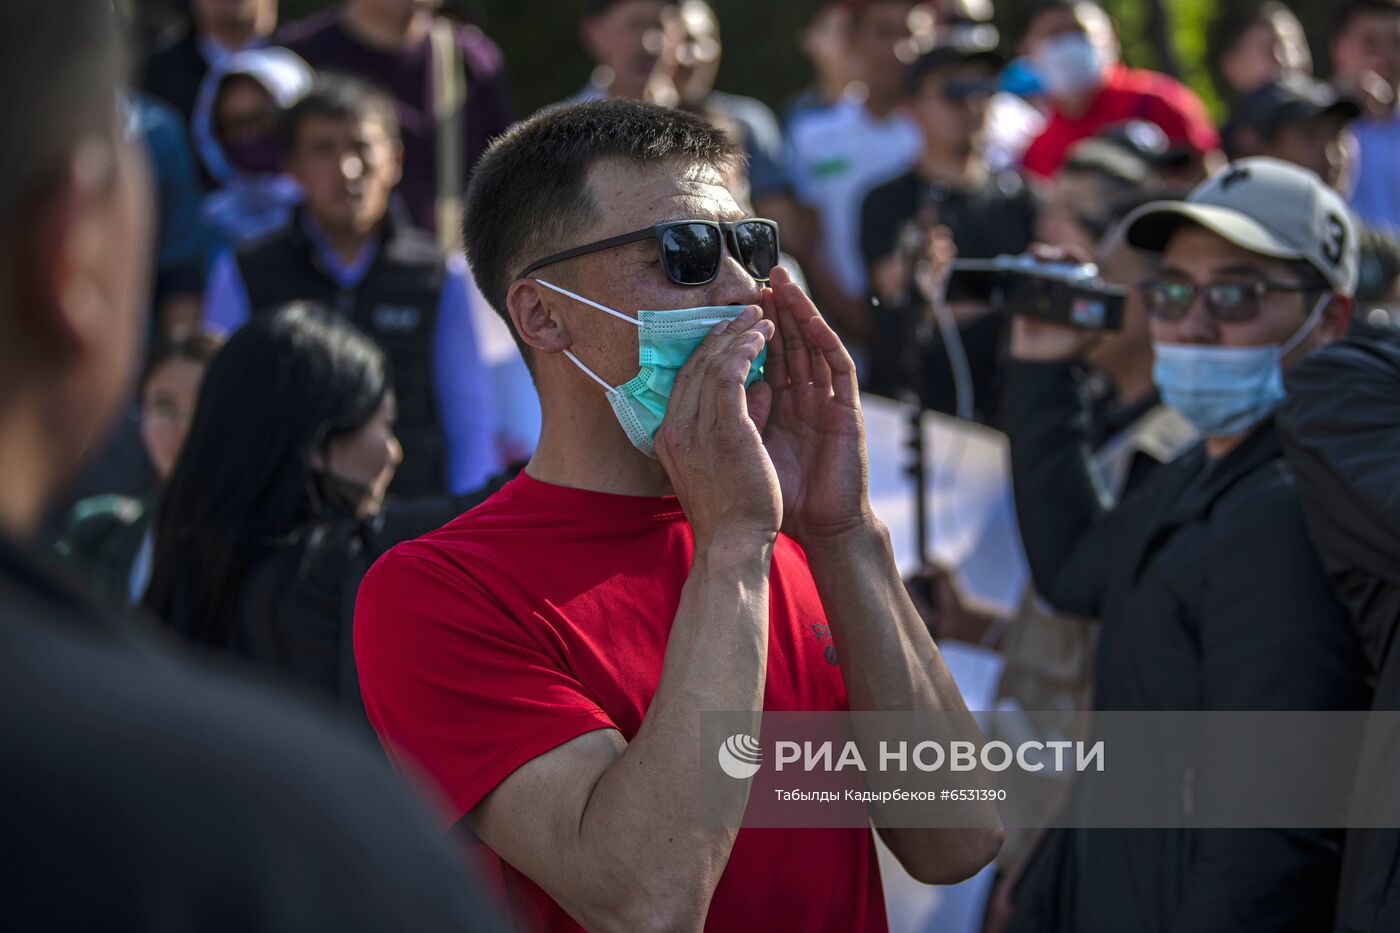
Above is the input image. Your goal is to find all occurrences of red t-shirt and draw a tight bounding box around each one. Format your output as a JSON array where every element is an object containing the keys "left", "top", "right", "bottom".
[
  {"left": 1021, "top": 65, "right": 1220, "bottom": 178},
  {"left": 354, "top": 471, "right": 887, "bottom": 933}
]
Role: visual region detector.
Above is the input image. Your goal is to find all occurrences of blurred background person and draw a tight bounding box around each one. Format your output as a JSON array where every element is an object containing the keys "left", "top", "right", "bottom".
[
  {"left": 1227, "top": 74, "right": 1362, "bottom": 190},
  {"left": 981, "top": 223, "right": 1194, "bottom": 933},
  {"left": 1210, "top": 2, "right": 1315, "bottom": 158},
  {"left": 1209, "top": 2, "right": 1313, "bottom": 102},
  {"left": 204, "top": 77, "right": 501, "bottom": 497},
  {"left": 279, "top": 0, "right": 513, "bottom": 249},
  {"left": 1211, "top": 1, "right": 1312, "bottom": 98},
  {"left": 859, "top": 31, "right": 1037, "bottom": 418},
  {"left": 571, "top": 0, "right": 675, "bottom": 104},
  {"left": 142, "top": 0, "right": 280, "bottom": 168},
  {"left": 666, "top": 1, "right": 791, "bottom": 217},
  {"left": 1035, "top": 120, "right": 1199, "bottom": 244},
  {"left": 56, "top": 329, "right": 221, "bottom": 608},
  {"left": 1, "top": 1, "right": 503, "bottom": 927},
  {"left": 145, "top": 303, "right": 496, "bottom": 719},
  {"left": 785, "top": 1, "right": 857, "bottom": 125},
  {"left": 1330, "top": 0, "right": 1400, "bottom": 233},
  {"left": 788, "top": 0, "right": 923, "bottom": 352},
  {"left": 192, "top": 46, "right": 313, "bottom": 253},
  {"left": 1017, "top": 0, "right": 1221, "bottom": 182}
]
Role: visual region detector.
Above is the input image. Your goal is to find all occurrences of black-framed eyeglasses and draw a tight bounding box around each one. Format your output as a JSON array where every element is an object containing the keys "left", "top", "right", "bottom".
[
  {"left": 517, "top": 218, "right": 780, "bottom": 286},
  {"left": 1138, "top": 278, "right": 1326, "bottom": 324}
]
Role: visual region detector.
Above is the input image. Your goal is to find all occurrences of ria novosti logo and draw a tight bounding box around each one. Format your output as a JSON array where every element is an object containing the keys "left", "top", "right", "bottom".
[{"left": 717, "top": 733, "right": 763, "bottom": 779}]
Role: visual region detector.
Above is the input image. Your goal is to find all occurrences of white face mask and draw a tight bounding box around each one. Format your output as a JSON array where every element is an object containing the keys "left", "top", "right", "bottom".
[{"left": 1033, "top": 33, "right": 1106, "bottom": 97}]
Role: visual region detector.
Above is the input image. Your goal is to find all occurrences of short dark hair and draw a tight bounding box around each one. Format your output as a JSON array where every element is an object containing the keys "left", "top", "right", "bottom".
[
  {"left": 140, "top": 327, "right": 223, "bottom": 392},
  {"left": 0, "top": 0, "right": 125, "bottom": 243},
  {"left": 1023, "top": 0, "right": 1079, "bottom": 35},
  {"left": 463, "top": 99, "right": 743, "bottom": 355},
  {"left": 1334, "top": 0, "right": 1400, "bottom": 37},
  {"left": 280, "top": 74, "right": 400, "bottom": 155}
]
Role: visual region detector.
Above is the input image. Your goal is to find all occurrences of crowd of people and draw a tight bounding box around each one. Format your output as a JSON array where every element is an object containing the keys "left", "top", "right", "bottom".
[{"left": 9, "top": 0, "right": 1400, "bottom": 930}]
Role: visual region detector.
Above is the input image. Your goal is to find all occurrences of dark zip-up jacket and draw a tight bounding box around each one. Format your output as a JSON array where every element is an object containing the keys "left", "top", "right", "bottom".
[{"left": 1277, "top": 333, "right": 1400, "bottom": 933}]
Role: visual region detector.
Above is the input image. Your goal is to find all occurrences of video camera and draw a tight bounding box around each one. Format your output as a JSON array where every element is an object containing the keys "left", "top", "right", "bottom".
[{"left": 949, "top": 254, "right": 1127, "bottom": 331}]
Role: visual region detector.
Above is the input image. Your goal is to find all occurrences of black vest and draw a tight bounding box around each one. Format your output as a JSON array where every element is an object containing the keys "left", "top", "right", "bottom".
[{"left": 236, "top": 211, "right": 446, "bottom": 498}]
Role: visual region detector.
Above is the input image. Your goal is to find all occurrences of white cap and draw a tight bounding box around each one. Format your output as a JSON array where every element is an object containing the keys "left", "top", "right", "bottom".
[{"left": 1124, "top": 157, "right": 1358, "bottom": 297}]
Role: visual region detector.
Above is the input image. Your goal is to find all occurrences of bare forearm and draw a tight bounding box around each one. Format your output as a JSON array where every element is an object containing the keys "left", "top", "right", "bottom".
[
  {"left": 804, "top": 518, "right": 1003, "bottom": 883},
  {"left": 575, "top": 538, "right": 773, "bottom": 927},
  {"left": 803, "top": 518, "right": 961, "bottom": 712}
]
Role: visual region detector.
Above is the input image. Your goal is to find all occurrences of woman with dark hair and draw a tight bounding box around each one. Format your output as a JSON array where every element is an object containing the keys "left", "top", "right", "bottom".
[
  {"left": 57, "top": 327, "right": 222, "bottom": 605},
  {"left": 145, "top": 302, "right": 499, "bottom": 716}
]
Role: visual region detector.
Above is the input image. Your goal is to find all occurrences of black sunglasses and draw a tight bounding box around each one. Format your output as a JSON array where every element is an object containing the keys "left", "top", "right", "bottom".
[
  {"left": 517, "top": 218, "right": 780, "bottom": 286},
  {"left": 1138, "top": 278, "right": 1326, "bottom": 324}
]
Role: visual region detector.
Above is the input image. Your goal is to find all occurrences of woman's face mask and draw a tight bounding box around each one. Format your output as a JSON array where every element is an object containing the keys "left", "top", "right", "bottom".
[{"left": 1032, "top": 33, "right": 1107, "bottom": 98}]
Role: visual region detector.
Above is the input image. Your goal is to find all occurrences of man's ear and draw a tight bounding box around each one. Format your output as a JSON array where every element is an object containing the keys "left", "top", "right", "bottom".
[
  {"left": 12, "top": 141, "right": 114, "bottom": 360},
  {"left": 506, "top": 279, "right": 574, "bottom": 355},
  {"left": 579, "top": 18, "right": 604, "bottom": 62},
  {"left": 1319, "top": 293, "right": 1354, "bottom": 344},
  {"left": 389, "top": 140, "right": 405, "bottom": 188}
]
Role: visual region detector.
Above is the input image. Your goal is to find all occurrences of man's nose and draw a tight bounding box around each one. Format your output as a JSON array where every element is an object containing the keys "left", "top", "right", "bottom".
[
  {"left": 708, "top": 247, "right": 764, "bottom": 307},
  {"left": 1175, "top": 292, "right": 1221, "bottom": 344}
]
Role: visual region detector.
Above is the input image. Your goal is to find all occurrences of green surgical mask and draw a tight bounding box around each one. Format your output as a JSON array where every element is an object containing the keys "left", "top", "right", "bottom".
[{"left": 536, "top": 278, "right": 767, "bottom": 458}]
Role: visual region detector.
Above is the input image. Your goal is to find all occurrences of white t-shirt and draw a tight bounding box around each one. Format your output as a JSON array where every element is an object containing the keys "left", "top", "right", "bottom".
[{"left": 787, "top": 99, "right": 922, "bottom": 297}]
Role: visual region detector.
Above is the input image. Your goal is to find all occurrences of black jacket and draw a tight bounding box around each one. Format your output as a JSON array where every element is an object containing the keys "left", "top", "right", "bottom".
[
  {"left": 0, "top": 535, "right": 501, "bottom": 930},
  {"left": 231, "top": 487, "right": 499, "bottom": 721},
  {"left": 1277, "top": 334, "right": 1400, "bottom": 933},
  {"left": 1003, "top": 359, "right": 1369, "bottom": 933},
  {"left": 236, "top": 209, "right": 449, "bottom": 498}
]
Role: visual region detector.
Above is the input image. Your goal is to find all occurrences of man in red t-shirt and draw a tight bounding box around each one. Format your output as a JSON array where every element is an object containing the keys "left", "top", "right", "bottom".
[
  {"left": 1018, "top": 0, "right": 1222, "bottom": 181},
  {"left": 353, "top": 98, "right": 1003, "bottom": 931}
]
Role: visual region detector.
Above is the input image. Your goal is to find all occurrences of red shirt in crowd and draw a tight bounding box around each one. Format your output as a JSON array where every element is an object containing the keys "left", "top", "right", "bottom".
[
  {"left": 354, "top": 471, "right": 887, "bottom": 933},
  {"left": 1021, "top": 65, "right": 1221, "bottom": 178}
]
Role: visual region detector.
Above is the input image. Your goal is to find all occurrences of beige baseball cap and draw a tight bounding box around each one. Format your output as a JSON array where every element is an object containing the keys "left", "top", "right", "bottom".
[{"left": 1123, "top": 157, "right": 1359, "bottom": 297}]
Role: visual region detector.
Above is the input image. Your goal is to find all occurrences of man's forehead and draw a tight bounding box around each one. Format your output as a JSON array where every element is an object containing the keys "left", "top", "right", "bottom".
[
  {"left": 585, "top": 157, "right": 744, "bottom": 231},
  {"left": 1161, "top": 225, "right": 1282, "bottom": 272}
]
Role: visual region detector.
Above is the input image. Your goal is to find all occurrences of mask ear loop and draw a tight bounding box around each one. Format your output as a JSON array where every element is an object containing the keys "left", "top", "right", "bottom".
[
  {"left": 1280, "top": 292, "right": 1332, "bottom": 357},
  {"left": 532, "top": 279, "right": 642, "bottom": 391},
  {"left": 534, "top": 278, "right": 643, "bottom": 326},
  {"left": 563, "top": 349, "right": 617, "bottom": 391}
]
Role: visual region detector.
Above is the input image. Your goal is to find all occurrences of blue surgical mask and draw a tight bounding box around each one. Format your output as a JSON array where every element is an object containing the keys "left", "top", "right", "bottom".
[
  {"left": 535, "top": 279, "right": 767, "bottom": 458},
  {"left": 1152, "top": 294, "right": 1329, "bottom": 438}
]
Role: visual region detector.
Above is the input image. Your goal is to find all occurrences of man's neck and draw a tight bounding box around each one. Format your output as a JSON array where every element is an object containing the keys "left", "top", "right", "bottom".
[
  {"left": 343, "top": 0, "right": 434, "bottom": 51},
  {"left": 1204, "top": 433, "right": 1247, "bottom": 459},
  {"left": 818, "top": 75, "right": 850, "bottom": 105},
  {"left": 1052, "top": 71, "right": 1109, "bottom": 120},
  {"left": 865, "top": 89, "right": 903, "bottom": 120},
  {"left": 916, "top": 145, "right": 983, "bottom": 187},
  {"left": 525, "top": 377, "right": 674, "bottom": 497},
  {"left": 199, "top": 20, "right": 261, "bottom": 52},
  {"left": 318, "top": 219, "right": 377, "bottom": 267}
]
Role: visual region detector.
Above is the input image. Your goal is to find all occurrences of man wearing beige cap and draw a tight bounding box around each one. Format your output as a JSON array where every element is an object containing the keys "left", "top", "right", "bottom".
[{"left": 1002, "top": 157, "right": 1371, "bottom": 931}]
